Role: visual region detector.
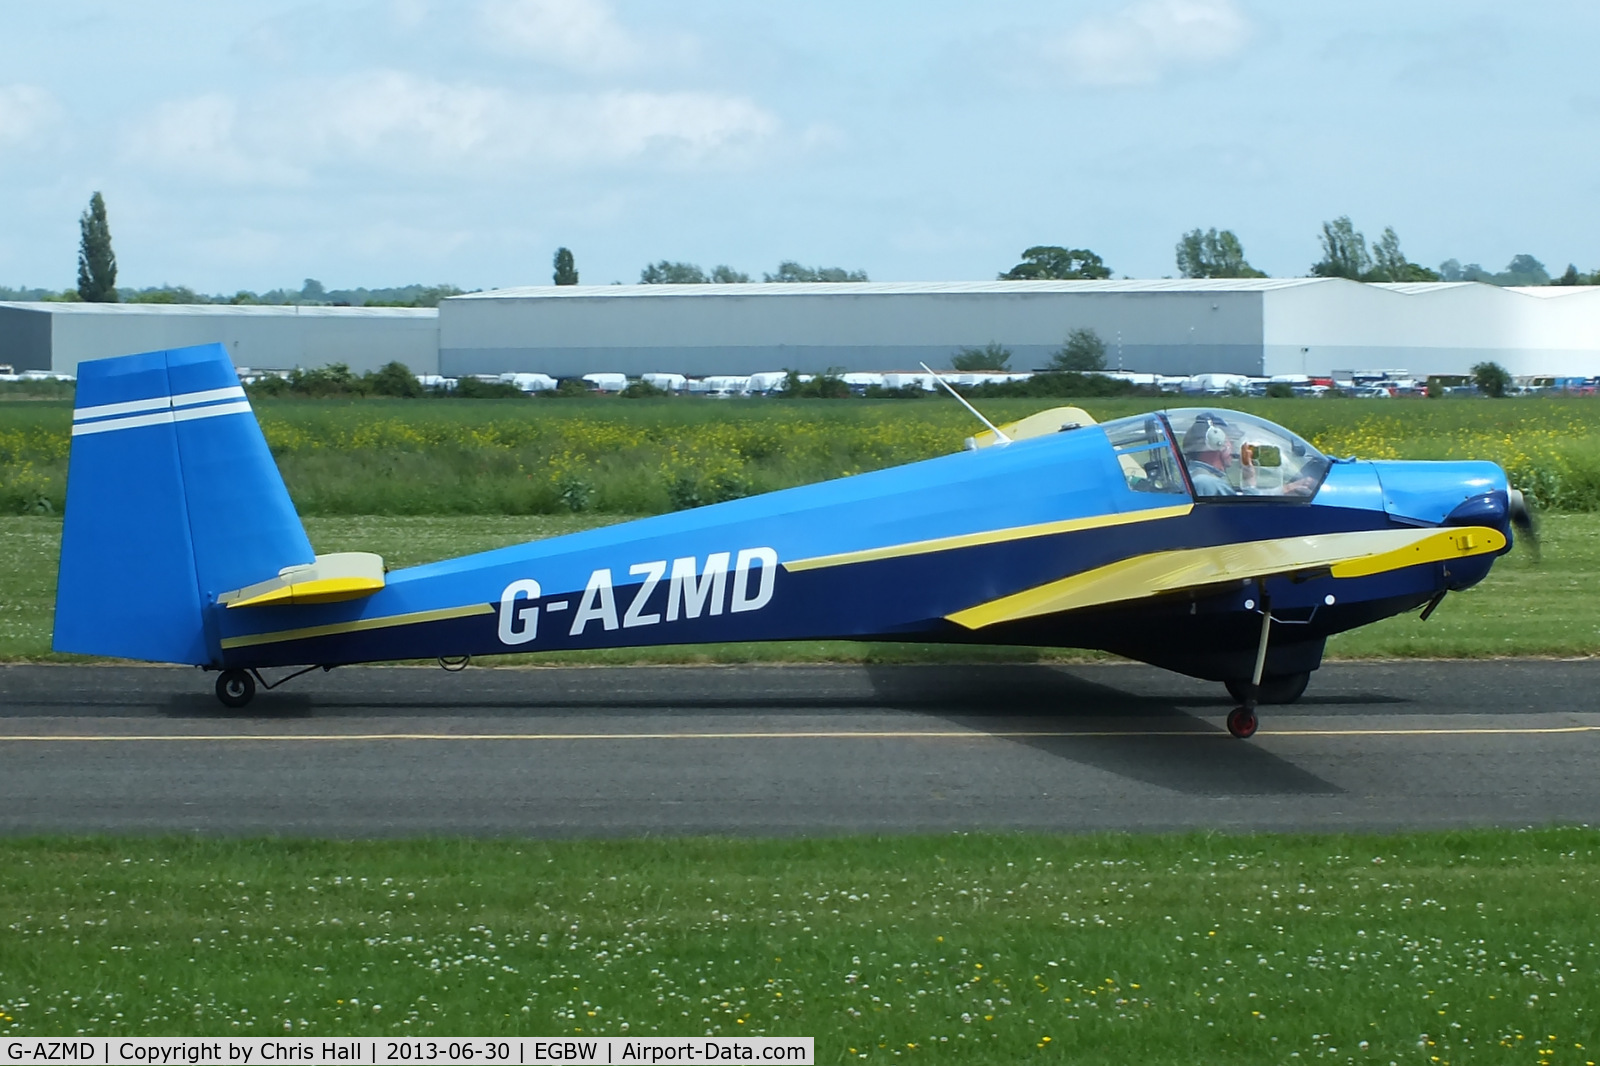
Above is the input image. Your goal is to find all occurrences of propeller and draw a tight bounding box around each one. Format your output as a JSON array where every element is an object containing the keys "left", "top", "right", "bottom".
[{"left": 1507, "top": 487, "right": 1540, "bottom": 561}]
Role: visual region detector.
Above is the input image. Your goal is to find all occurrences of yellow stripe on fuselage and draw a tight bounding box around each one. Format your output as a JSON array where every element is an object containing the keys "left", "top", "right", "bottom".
[
  {"left": 783, "top": 503, "right": 1193, "bottom": 572},
  {"left": 948, "top": 525, "right": 1506, "bottom": 630},
  {"left": 219, "top": 603, "right": 494, "bottom": 650}
]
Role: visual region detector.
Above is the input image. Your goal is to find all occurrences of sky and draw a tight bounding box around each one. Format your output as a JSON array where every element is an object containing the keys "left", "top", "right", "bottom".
[{"left": 1, "top": 0, "right": 1597, "bottom": 293}]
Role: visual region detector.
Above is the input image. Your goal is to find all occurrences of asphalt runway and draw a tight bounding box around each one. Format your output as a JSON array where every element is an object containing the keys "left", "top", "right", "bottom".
[{"left": 1, "top": 660, "right": 1597, "bottom": 837}]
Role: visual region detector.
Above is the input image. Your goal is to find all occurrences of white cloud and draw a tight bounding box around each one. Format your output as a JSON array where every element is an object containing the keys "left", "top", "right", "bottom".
[
  {"left": 125, "top": 94, "right": 307, "bottom": 186},
  {"left": 533, "top": 89, "right": 778, "bottom": 164},
  {"left": 122, "top": 71, "right": 778, "bottom": 185},
  {"left": 0, "top": 85, "right": 62, "bottom": 149},
  {"left": 477, "top": 0, "right": 641, "bottom": 71},
  {"left": 1047, "top": 0, "right": 1254, "bottom": 86}
]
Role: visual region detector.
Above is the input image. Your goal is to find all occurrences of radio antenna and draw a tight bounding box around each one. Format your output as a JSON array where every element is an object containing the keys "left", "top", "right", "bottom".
[{"left": 920, "top": 362, "right": 1010, "bottom": 444}]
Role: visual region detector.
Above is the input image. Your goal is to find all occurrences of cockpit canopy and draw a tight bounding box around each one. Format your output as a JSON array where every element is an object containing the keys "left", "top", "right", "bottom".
[{"left": 1101, "top": 409, "right": 1330, "bottom": 499}]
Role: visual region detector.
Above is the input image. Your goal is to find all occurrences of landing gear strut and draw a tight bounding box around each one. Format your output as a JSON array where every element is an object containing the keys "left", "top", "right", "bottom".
[
  {"left": 1225, "top": 672, "right": 1310, "bottom": 706},
  {"left": 1226, "top": 588, "right": 1275, "bottom": 740}
]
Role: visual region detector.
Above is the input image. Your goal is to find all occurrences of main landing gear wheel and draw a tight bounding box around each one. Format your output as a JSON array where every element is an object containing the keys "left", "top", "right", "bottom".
[
  {"left": 1225, "top": 671, "right": 1310, "bottom": 706},
  {"left": 215, "top": 669, "right": 256, "bottom": 709},
  {"left": 1226, "top": 706, "right": 1258, "bottom": 739}
]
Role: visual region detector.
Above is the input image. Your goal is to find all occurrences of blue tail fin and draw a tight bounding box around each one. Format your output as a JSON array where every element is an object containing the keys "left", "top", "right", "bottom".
[{"left": 53, "top": 344, "right": 314, "bottom": 664}]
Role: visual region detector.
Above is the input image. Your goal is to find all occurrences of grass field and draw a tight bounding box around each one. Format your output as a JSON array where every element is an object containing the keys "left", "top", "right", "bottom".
[
  {"left": 7, "top": 396, "right": 1600, "bottom": 515},
  {"left": 0, "top": 511, "right": 1588, "bottom": 663},
  {"left": 2, "top": 829, "right": 1597, "bottom": 1061}
]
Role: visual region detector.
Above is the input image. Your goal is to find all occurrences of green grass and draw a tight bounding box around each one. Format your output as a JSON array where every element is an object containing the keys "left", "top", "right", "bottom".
[
  {"left": 2, "top": 830, "right": 1597, "bottom": 1061},
  {"left": 7, "top": 396, "right": 1600, "bottom": 515},
  {"left": 1, "top": 512, "right": 1590, "bottom": 663}
]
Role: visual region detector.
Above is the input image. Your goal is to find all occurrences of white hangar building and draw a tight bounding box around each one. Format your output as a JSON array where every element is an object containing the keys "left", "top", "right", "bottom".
[
  {"left": 438, "top": 278, "right": 1600, "bottom": 380},
  {"left": 3, "top": 279, "right": 1597, "bottom": 380},
  {"left": 0, "top": 301, "right": 439, "bottom": 377}
]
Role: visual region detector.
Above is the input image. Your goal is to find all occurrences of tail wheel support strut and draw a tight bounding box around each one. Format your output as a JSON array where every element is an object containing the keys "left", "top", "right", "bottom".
[{"left": 213, "top": 664, "right": 335, "bottom": 709}]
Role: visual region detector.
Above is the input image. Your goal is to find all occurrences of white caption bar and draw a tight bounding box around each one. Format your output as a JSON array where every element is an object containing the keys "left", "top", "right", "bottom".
[{"left": 0, "top": 1037, "right": 814, "bottom": 1066}]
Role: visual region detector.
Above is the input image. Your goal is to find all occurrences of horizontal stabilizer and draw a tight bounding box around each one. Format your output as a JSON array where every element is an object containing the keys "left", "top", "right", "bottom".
[{"left": 220, "top": 552, "right": 386, "bottom": 608}]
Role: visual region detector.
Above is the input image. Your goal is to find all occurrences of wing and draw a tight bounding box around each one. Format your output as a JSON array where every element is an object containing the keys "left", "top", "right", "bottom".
[{"left": 947, "top": 525, "right": 1507, "bottom": 629}]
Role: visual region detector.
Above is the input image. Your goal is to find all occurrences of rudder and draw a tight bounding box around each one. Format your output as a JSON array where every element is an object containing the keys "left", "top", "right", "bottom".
[{"left": 53, "top": 344, "right": 314, "bottom": 664}]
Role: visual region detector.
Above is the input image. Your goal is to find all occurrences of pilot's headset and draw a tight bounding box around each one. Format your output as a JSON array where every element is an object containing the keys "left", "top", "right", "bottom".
[{"left": 1185, "top": 415, "right": 1229, "bottom": 451}]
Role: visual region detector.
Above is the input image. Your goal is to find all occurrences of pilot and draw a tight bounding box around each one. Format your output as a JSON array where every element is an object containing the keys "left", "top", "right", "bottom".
[
  {"left": 1181, "top": 414, "right": 1320, "bottom": 497},
  {"left": 1181, "top": 415, "right": 1239, "bottom": 496}
]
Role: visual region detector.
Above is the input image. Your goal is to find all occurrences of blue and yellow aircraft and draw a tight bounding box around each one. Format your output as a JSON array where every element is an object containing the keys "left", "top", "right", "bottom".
[{"left": 54, "top": 344, "right": 1533, "bottom": 738}]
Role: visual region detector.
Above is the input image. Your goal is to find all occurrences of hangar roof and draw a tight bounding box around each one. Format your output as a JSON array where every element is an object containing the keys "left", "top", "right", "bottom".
[
  {"left": 454, "top": 278, "right": 1600, "bottom": 302},
  {"left": 454, "top": 278, "right": 1323, "bottom": 301},
  {"left": 0, "top": 302, "right": 437, "bottom": 318}
]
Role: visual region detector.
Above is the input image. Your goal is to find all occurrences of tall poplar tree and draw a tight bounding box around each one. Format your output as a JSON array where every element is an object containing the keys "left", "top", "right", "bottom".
[
  {"left": 552, "top": 247, "right": 578, "bottom": 285},
  {"left": 76, "top": 191, "right": 118, "bottom": 302}
]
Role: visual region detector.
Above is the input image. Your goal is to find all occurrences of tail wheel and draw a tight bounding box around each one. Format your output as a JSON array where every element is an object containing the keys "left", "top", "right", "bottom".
[
  {"left": 1225, "top": 671, "right": 1310, "bottom": 706},
  {"left": 216, "top": 669, "right": 256, "bottom": 709},
  {"left": 1226, "top": 706, "right": 1258, "bottom": 739}
]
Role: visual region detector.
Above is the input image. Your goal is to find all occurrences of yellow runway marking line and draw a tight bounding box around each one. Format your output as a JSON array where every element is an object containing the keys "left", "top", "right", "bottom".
[
  {"left": 0, "top": 725, "right": 1597, "bottom": 742},
  {"left": 1268, "top": 725, "right": 1600, "bottom": 737}
]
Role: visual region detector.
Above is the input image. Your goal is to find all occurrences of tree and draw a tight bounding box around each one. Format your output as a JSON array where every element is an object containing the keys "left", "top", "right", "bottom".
[
  {"left": 1366, "top": 227, "right": 1440, "bottom": 282},
  {"left": 1470, "top": 361, "right": 1511, "bottom": 398},
  {"left": 956, "top": 373, "right": 1139, "bottom": 399},
  {"left": 1551, "top": 264, "right": 1600, "bottom": 285},
  {"left": 782, "top": 368, "right": 852, "bottom": 398},
  {"left": 1311, "top": 217, "right": 1371, "bottom": 279},
  {"left": 763, "top": 261, "right": 868, "bottom": 282},
  {"left": 1175, "top": 228, "right": 1264, "bottom": 278},
  {"left": 1049, "top": 328, "right": 1107, "bottom": 372},
  {"left": 553, "top": 247, "right": 578, "bottom": 285},
  {"left": 1368, "top": 227, "right": 1405, "bottom": 281},
  {"left": 285, "top": 362, "right": 359, "bottom": 397},
  {"left": 639, "top": 261, "right": 708, "bottom": 284},
  {"left": 1440, "top": 254, "right": 1551, "bottom": 286},
  {"left": 125, "top": 285, "right": 201, "bottom": 304},
  {"left": 1377, "top": 260, "right": 1442, "bottom": 282},
  {"left": 951, "top": 343, "right": 1011, "bottom": 371},
  {"left": 359, "top": 284, "right": 467, "bottom": 308},
  {"left": 710, "top": 265, "right": 750, "bottom": 283},
  {"left": 300, "top": 278, "right": 326, "bottom": 302},
  {"left": 457, "top": 376, "right": 529, "bottom": 399},
  {"left": 365, "top": 361, "right": 424, "bottom": 398},
  {"left": 999, "top": 246, "right": 1110, "bottom": 280},
  {"left": 1500, "top": 254, "right": 1550, "bottom": 286},
  {"left": 76, "top": 192, "right": 118, "bottom": 302}
]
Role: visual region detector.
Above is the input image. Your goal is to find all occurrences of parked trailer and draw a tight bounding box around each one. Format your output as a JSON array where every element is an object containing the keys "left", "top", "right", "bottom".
[
  {"left": 581, "top": 372, "right": 629, "bottom": 393},
  {"left": 745, "top": 371, "right": 790, "bottom": 394},
  {"left": 881, "top": 372, "right": 937, "bottom": 391},
  {"left": 500, "top": 372, "right": 557, "bottom": 392},
  {"left": 642, "top": 372, "right": 687, "bottom": 392}
]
